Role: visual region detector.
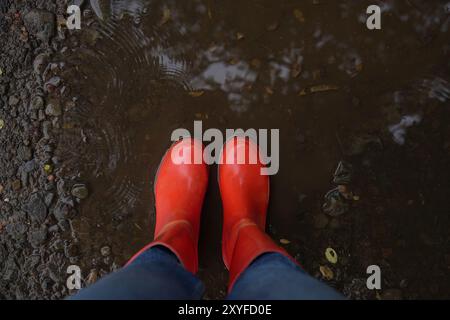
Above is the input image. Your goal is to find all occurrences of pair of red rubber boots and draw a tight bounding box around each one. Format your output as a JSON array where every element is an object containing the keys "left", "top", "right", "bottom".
[{"left": 128, "top": 137, "right": 292, "bottom": 291}]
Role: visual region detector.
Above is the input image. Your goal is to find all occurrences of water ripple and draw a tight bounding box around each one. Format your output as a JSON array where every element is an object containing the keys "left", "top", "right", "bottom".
[{"left": 58, "top": 11, "right": 191, "bottom": 221}]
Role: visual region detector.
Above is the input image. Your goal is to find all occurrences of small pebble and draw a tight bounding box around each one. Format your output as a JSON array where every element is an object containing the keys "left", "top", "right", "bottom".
[
  {"left": 12, "top": 180, "right": 21, "bottom": 191},
  {"left": 45, "top": 99, "right": 62, "bottom": 117},
  {"left": 100, "top": 246, "right": 111, "bottom": 257},
  {"left": 71, "top": 184, "right": 89, "bottom": 200},
  {"left": 9, "top": 96, "right": 19, "bottom": 106}
]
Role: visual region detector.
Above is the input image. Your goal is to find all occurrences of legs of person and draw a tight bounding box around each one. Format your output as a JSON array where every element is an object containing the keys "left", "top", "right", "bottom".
[
  {"left": 227, "top": 252, "right": 344, "bottom": 300},
  {"left": 219, "top": 137, "right": 344, "bottom": 300},
  {"left": 70, "top": 246, "right": 204, "bottom": 300},
  {"left": 69, "top": 138, "right": 209, "bottom": 300}
]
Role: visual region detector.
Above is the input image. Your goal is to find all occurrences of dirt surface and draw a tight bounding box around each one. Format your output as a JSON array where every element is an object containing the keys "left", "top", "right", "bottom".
[{"left": 1, "top": 0, "right": 449, "bottom": 300}]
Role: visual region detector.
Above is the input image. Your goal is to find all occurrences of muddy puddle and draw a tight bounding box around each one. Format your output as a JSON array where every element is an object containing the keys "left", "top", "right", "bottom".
[{"left": 55, "top": 0, "right": 449, "bottom": 299}]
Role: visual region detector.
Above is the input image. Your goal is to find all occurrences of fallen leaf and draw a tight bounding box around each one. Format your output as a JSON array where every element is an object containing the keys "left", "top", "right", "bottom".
[
  {"left": 338, "top": 184, "right": 353, "bottom": 200},
  {"left": 44, "top": 164, "right": 53, "bottom": 174},
  {"left": 0, "top": 119, "right": 4, "bottom": 130},
  {"left": 356, "top": 62, "right": 363, "bottom": 73},
  {"left": 228, "top": 58, "right": 239, "bottom": 65},
  {"left": 280, "top": 239, "right": 291, "bottom": 245},
  {"left": 236, "top": 32, "right": 245, "bottom": 40},
  {"left": 12, "top": 180, "right": 21, "bottom": 191},
  {"left": 57, "top": 15, "right": 66, "bottom": 31},
  {"left": 325, "top": 247, "right": 338, "bottom": 264},
  {"left": 0, "top": 68, "right": 3, "bottom": 76},
  {"left": 265, "top": 87, "right": 274, "bottom": 95},
  {"left": 86, "top": 269, "right": 98, "bottom": 285},
  {"left": 291, "top": 62, "right": 302, "bottom": 78},
  {"left": 207, "top": 2, "right": 213, "bottom": 19},
  {"left": 159, "top": 8, "right": 171, "bottom": 26},
  {"left": 189, "top": 91, "right": 205, "bottom": 98},
  {"left": 62, "top": 122, "right": 75, "bottom": 129},
  {"left": 250, "top": 58, "right": 262, "bottom": 69},
  {"left": 293, "top": 9, "right": 305, "bottom": 23},
  {"left": 320, "top": 265, "right": 334, "bottom": 280},
  {"left": 266, "top": 22, "right": 279, "bottom": 31},
  {"left": 310, "top": 84, "right": 339, "bottom": 93}
]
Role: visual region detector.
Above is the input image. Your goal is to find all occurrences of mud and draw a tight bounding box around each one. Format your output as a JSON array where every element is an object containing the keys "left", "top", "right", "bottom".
[{"left": 1, "top": 0, "right": 450, "bottom": 300}]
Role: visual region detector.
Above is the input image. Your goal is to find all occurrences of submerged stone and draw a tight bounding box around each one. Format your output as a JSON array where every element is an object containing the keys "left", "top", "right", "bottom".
[
  {"left": 71, "top": 184, "right": 89, "bottom": 200},
  {"left": 322, "top": 188, "right": 349, "bottom": 217}
]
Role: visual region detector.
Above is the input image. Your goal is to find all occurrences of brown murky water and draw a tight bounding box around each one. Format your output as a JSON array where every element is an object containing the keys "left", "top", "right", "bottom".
[{"left": 56, "top": 0, "right": 449, "bottom": 299}]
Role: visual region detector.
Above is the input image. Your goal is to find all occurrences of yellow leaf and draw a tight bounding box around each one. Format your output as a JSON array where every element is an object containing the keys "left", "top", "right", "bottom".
[
  {"left": 320, "top": 265, "right": 334, "bottom": 280},
  {"left": 208, "top": 8, "right": 212, "bottom": 19},
  {"left": 159, "top": 8, "right": 171, "bottom": 26},
  {"left": 62, "top": 122, "right": 75, "bottom": 129},
  {"left": 189, "top": 91, "right": 205, "bottom": 98},
  {"left": 325, "top": 247, "right": 338, "bottom": 264},
  {"left": 293, "top": 9, "right": 305, "bottom": 23},
  {"left": 228, "top": 58, "right": 239, "bottom": 65},
  {"left": 236, "top": 32, "right": 245, "bottom": 40},
  {"left": 280, "top": 239, "right": 291, "bottom": 245},
  {"left": 310, "top": 84, "right": 339, "bottom": 93},
  {"left": 0, "top": 119, "right": 4, "bottom": 130},
  {"left": 356, "top": 63, "right": 363, "bottom": 72},
  {"left": 44, "top": 164, "right": 53, "bottom": 174}
]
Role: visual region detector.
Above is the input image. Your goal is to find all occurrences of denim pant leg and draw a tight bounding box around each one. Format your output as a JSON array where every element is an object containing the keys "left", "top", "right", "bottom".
[
  {"left": 227, "top": 253, "right": 345, "bottom": 300},
  {"left": 69, "top": 246, "right": 205, "bottom": 300}
]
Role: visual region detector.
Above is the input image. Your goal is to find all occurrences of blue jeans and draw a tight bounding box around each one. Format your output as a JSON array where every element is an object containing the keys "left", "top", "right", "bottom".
[{"left": 70, "top": 247, "right": 344, "bottom": 300}]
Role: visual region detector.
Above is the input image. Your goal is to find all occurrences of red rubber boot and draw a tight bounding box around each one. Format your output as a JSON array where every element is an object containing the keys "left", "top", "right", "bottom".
[
  {"left": 219, "top": 136, "right": 296, "bottom": 291},
  {"left": 127, "top": 138, "right": 208, "bottom": 274}
]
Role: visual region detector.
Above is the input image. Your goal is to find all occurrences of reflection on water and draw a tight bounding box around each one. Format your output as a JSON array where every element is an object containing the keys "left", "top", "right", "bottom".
[
  {"left": 57, "top": 0, "right": 450, "bottom": 299},
  {"left": 389, "top": 114, "right": 422, "bottom": 145},
  {"left": 192, "top": 60, "right": 258, "bottom": 112},
  {"left": 90, "top": 0, "right": 150, "bottom": 21}
]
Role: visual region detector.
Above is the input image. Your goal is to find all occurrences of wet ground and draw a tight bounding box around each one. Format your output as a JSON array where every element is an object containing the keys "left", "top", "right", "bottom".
[{"left": 1, "top": 0, "right": 449, "bottom": 299}]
